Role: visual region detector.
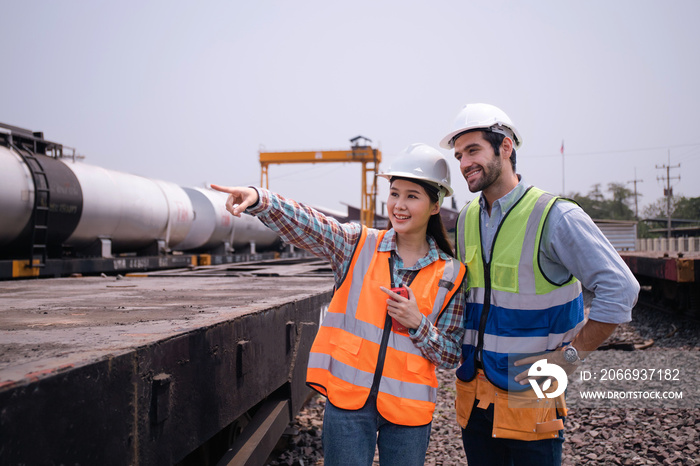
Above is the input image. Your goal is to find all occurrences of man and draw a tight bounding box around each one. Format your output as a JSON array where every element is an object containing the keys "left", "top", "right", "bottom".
[{"left": 440, "top": 103, "right": 640, "bottom": 465}]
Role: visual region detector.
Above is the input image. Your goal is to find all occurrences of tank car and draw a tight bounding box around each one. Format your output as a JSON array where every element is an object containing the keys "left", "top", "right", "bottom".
[
  {"left": 179, "top": 187, "right": 279, "bottom": 254},
  {"left": 0, "top": 122, "right": 280, "bottom": 277}
]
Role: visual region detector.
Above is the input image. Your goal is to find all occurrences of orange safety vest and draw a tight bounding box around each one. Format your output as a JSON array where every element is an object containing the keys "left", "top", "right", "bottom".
[{"left": 306, "top": 227, "right": 466, "bottom": 426}]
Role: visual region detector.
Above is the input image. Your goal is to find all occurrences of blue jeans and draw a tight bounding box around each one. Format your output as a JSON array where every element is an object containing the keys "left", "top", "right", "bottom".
[
  {"left": 322, "top": 396, "right": 432, "bottom": 466},
  {"left": 461, "top": 401, "right": 564, "bottom": 466}
]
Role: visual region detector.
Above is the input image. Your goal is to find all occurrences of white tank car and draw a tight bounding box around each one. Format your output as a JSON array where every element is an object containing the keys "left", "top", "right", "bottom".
[
  {"left": 179, "top": 187, "right": 280, "bottom": 253},
  {"left": 61, "top": 159, "right": 195, "bottom": 253},
  {"left": 178, "top": 187, "right": 234, "bottom": 252},
  {"left": 0, "top": 145, "right": 34, "bottom": 247},
  {"left": 230, "top": 206, "right": 280, "bottom": 252},
  {"left": 0, "top": 138, "right": 280, "bottom": 258}
]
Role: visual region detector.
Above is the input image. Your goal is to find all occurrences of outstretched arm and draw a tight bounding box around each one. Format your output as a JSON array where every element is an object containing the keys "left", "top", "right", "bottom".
[{"left": 210, "top": 184, "right": 361, "bottom": 284}]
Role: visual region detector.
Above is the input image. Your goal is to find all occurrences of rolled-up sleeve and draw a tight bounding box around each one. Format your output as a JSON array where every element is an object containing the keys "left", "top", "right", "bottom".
[
  {"left": 409, "top": 279, "right": 466, "bottom": 369},
  {"left": 247, "top": 187, "right": 361, "bottom": 283},
  {"left": 541, "top": 202, "right": 640, "bottom": 324}
]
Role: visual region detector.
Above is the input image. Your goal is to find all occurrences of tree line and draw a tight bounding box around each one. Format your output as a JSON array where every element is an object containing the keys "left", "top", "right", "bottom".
[{"left": 568, "top": 183, "right": 700, "bottom": 238}]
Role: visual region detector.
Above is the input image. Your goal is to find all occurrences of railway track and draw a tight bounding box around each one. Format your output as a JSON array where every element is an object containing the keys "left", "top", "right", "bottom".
[{"left": 635, "top": 289, "right": 700, "bottom": 325}]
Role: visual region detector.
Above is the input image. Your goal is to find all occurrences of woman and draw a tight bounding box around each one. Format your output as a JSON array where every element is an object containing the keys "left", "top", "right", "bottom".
[{"left": 211, "top": 143, "right": 466, "bottom": 466}]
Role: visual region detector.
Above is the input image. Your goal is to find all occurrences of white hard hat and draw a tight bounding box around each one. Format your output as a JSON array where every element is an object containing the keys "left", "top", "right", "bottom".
[
  {"left": 439, "top": 103, "right": 522, "bottom": 150},
  {"left": 378, "top": 143, "right": 453, "bottom": 203}
]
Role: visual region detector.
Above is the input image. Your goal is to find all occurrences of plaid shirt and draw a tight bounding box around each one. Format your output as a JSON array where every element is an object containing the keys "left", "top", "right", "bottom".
[{"left": 248, "top": 188, "right": 465, "bottom": 368}]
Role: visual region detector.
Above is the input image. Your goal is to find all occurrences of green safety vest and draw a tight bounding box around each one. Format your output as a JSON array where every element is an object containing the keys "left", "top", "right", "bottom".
[{"left": 455, "top": 186, "right": 584, "bottom": 391}]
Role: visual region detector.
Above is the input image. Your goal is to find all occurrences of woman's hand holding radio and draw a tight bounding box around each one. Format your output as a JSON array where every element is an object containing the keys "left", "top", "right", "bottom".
[{"left": 380, "top": 286, "right": 423, "bottom": 332}]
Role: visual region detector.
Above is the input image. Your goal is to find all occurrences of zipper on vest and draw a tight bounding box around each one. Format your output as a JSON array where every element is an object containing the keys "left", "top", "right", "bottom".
[
  {"left": 370, "top": 254, "right": 418, "bottom": 397},
  {"left": 369, "top": 314, "right": 393, "bottom": 398},
  {"left": 473, "top": 188, "right": 532, "bottom": 370},
  {"left": 475, "top": 260, "right": 491, "bottom": 367},
  {"left": 370, "top": 255, "right": 399, "bottom": 397}
]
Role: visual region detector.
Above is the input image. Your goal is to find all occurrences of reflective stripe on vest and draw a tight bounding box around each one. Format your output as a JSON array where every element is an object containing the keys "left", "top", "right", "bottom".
[
  {"left": 306, "top": 227, "right": 466, "bottom": 426},
  {"left": 455, "top": 187, "right": 584, "bottom": 391}
]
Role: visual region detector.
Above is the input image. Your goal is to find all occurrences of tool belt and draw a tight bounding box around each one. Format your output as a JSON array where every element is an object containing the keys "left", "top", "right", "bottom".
[{"left": 455, "top": 370, "right": 567, "bottom": 441}]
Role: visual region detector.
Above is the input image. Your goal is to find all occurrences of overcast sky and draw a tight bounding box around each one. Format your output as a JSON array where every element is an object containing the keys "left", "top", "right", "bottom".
[{"left": 3, "top": 1, "right": 698, "bottom": 215}]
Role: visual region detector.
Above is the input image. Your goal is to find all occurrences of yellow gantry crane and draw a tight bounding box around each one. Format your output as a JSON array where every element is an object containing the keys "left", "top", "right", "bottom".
[{"left": 260, "top": 136, "right": 382, "bottom": 227}]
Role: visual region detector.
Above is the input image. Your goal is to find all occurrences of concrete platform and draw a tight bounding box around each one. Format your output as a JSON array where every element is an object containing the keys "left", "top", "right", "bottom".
[{"left": 0, "top": 259, "right": 334, "bottom": 465}]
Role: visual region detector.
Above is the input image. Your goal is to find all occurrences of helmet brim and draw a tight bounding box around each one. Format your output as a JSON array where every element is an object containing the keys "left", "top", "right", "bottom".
[
  {"left": 439, "top": 126, "right": 522, "bottom": 150},
  {"left": 377, "top": 172, "right": 454, "bottom": 197}
]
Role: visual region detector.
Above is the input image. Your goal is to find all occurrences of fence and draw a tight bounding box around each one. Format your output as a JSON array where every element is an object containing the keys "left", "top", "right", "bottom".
[{"left": 636, "top": 237, "right": 700, "bottom": 254}]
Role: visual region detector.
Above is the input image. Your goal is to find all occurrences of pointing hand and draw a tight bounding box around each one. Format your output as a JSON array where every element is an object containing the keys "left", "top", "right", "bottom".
[{"left": 210, "top": 184, "right": 259, "bottom": 217}]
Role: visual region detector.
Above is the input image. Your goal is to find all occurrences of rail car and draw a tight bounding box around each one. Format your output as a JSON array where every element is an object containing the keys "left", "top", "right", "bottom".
[
  {"left": 619, "top": 250, "right": 700, "bottom": 315},
  {"left": 0, "top": 260, "right": 335, "bottom": 466},
  {"left": 0, "top": 122, "right": 281, "bottom": 279}
]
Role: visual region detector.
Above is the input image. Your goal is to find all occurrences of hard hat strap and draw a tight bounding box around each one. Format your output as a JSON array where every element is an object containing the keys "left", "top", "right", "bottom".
[{"left": 487, "top": 124, "right": 516, "bottom": 144}]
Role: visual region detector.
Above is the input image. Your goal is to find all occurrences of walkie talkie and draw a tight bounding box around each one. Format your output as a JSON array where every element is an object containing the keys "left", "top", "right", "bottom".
[
  {"left": 390, "top": 284, "right": 409, "bottom": 333},
  {"left": 388, "top": 255, "right": 409, "bottom": 333}
]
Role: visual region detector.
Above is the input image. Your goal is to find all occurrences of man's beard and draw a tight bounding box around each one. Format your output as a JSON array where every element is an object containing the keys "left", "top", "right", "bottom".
[{"left": 465, "top": 156, "right": 502, "bottom": 193}]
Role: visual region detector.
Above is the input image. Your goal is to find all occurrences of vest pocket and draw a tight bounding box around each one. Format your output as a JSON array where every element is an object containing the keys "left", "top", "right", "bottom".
[
  {"left": 492, "top": 262, "right": 518, "bottom": 292},
  {"left": 455, "top": 378, "right": 477, "bottom": 428},
  {"left": 405, "top": 355, "right": 433, "bottom": 383},
  {"left": 330, "top": 330, "right": 362, "bottom": 357},
  {"left": 461, "top": 245, "right": 477, "bottom": 266},
  {"left": 492, "top": 389, "right": 562, "bottom": 441}
]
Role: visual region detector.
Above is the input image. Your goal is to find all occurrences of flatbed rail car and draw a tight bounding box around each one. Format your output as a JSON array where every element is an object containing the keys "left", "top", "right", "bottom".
[
  {"left": 619, "top": 251, "right": 700, "bottom": 314},
  {"left": 0, "top": 259, "right": 334, "bottom": 466}
]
